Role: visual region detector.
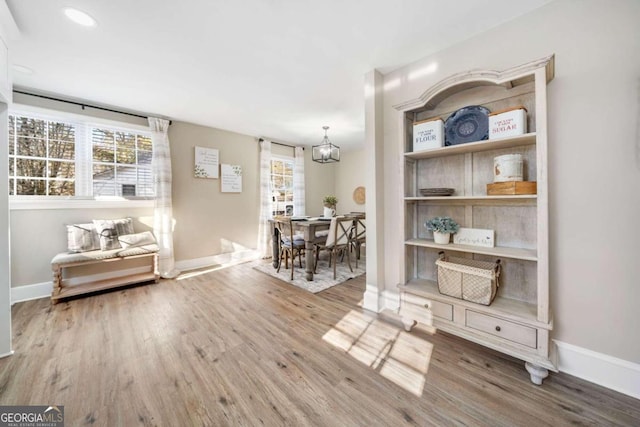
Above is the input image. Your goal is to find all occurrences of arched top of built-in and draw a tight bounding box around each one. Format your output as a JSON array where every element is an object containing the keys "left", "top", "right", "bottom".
[{"left": 393, "top": 54, "right": 554, "bottom": 113}]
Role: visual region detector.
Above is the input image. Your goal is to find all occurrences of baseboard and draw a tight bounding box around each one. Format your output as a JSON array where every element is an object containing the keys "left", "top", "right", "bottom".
[
  {"left": 175, "top": 249, "right": 260, "bottom": 272},
  {"left": 0, "top": 350, "right": 14, "bottom": 359},
  {"left": 555, "top": 340, "right": 640, "bottom": 399},
  {"left": 11, "top": 281, "right": 52, "bottom": 304},
  {"left": 382, "top": 288, "right": 400, "bottom": 311},
  {"left": 10, "top": 251, "right": 260, "bottom": 304}
]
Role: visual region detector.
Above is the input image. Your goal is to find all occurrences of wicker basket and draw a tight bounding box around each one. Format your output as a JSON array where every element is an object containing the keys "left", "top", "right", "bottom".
[{"left": 435, "top": 252, "right": 501, "bottom": 305}]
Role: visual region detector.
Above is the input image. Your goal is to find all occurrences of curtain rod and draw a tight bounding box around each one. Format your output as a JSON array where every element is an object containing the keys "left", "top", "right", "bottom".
[
  {"left": 13, "top": 89, "right": 172, "bottom": 124},
  {"left": 258, "top": 138, "right": 304, "bottom": 150}
]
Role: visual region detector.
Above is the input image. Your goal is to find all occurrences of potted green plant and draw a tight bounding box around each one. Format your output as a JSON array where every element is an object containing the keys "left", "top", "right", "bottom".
[
  {"left": 322, "top": 195, "right": 338, "bottom": 217},
  {"left": 425, "top": 216, "right": 459, "bottom": 244}
]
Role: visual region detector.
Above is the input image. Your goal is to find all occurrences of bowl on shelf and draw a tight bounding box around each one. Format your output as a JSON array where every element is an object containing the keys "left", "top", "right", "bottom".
[{"left": 419, "top": 188, "right": 455, "bottom": 197}]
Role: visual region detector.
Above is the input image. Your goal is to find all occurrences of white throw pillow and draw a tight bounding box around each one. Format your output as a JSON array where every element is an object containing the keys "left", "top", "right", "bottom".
[
  {"left": 93, "top": 218, "right": 135, "bottom": 251},
  {"left": 118, "top": 231, "right": 156, "bottom": 249},
  {"left": 67, "top": 223, "right": 100, "bottom": 253}
]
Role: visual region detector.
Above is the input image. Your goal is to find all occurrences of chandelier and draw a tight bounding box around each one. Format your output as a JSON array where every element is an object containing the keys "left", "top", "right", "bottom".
[{"left": 312, "top": 126, "right": 340, "bottom": 163}]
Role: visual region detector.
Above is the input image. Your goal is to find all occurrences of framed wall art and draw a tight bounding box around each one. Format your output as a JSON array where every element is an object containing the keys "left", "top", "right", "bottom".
[{"left": 194, "top": 146, "right": 219, "bottom": 179}]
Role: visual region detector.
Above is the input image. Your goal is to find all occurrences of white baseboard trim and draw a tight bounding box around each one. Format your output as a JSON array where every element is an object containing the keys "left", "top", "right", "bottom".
[
  {"left": 175, "top": 249, "right": 260, "bottom": 272},
  {"left": 11, "top": 281, "right": 52, "bottom": 304},
  {"left": 555, "top": 340, "right": 640, "bottom": 399},
  {"left": 0, "top": 350, "right": 14, "bottom": 359},
  {"left": 382, "top": 288, "right": 400, "bottom": 311}
]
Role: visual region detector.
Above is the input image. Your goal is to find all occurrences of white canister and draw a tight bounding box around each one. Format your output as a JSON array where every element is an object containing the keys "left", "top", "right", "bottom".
[
  {"left": 413, "top": 118, "right": 444, "bottom": 152},
  {"left": 494, "top": 154, "right": 523, "bottom": 182}
]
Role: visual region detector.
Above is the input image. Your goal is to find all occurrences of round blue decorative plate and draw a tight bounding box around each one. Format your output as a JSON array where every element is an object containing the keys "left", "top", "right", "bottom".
[{"left": 444, "top": 105, "right": 490, "bottom": 146}]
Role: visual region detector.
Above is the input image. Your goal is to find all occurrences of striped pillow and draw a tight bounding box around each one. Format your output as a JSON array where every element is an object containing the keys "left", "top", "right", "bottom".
[
  {"left": 67, "top": 223, "right": 101, "bottom": 253},
  {"left": 92, "top": 218, "right": 135, "bottom": 251}
]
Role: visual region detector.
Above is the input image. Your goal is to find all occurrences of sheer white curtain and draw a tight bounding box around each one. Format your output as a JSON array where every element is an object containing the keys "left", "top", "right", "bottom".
[
  {"left": 293, "top": 146, "right": 305, "bottom": 216},
  {"left": 257, "top": 139, "right": 272, "bottom": 258},
  {"left": 149, "top": 117, "right": 180, "bottom": 278}
]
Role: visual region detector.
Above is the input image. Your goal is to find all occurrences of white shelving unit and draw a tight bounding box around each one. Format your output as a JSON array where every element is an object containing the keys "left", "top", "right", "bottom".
[{"left": 394, "top": 55, "right": 556, "bottom": 384}]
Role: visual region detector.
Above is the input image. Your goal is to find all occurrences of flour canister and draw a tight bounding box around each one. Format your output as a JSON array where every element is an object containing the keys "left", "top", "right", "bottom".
[
  {"left": 494, "top": 154, "right": 523, "bottom": 182},
  {"left": 413, "top": 118, "right": 444, "bottom": 152}
]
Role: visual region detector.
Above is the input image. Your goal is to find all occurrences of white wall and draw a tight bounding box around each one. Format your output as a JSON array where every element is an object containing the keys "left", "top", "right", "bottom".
[
  {"left": 376, "top": 0, "right": 640, "bottom": 364},
  {"left": 334, "top": 148, "right": 366, "bottom": 214}
]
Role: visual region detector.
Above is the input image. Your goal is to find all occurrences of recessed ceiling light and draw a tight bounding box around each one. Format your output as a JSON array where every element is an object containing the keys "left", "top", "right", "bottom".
[
  {"left": 12, "top": 64, "right": 33, "bottom": 74},
  {"left": 63, "top": 8, "right": 97, "bottom": 27}
]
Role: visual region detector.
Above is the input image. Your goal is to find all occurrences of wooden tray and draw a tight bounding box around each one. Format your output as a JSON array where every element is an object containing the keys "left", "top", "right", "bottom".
[{"left": 487, "top": 181, "right": 537, "bottom": 195}]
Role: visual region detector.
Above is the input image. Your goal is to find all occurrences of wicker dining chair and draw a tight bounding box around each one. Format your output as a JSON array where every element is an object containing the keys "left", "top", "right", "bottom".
[
  {"left": 274, "top": 218, "right": 305, "bottom": 280},
  {"left": 314, "top": 216, "right": 353, "bottom": 280}
]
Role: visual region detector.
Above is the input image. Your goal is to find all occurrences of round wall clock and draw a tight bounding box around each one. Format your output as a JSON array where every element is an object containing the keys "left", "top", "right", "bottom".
[{"left": 353, "top": 186, "right": 365, "bottom": 205}]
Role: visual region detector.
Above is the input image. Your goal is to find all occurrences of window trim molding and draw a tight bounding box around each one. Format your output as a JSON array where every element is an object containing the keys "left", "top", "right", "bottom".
[{"left": 9, "top": 196, "right": 154, "bottom": 210}]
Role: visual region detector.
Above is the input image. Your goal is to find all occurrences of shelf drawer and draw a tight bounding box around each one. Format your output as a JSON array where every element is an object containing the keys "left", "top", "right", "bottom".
[
  {"left": 465, "top": 310, "right": 537, "bottom": 348},
  {"left": 401, "top": 292, "right": 453, "bottom": 321}
]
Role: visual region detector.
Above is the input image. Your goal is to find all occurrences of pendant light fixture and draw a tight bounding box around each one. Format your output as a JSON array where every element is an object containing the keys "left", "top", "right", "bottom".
[{"left": 312, "top": 126, "right": 340, "bottom": 163}]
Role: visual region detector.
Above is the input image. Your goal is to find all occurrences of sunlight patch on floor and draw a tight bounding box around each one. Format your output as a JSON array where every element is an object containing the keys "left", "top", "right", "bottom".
[
  {"left": 176, "top": 257, "right": 256, "bottom": 281},
  {"left": 322, "top": 309, "right": 433, "bottom": 396}
]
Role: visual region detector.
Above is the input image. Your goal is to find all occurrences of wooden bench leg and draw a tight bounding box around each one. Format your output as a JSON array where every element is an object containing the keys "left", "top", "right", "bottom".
[{"left": 51, "top": 264, "right": 62, "bottom": 304}]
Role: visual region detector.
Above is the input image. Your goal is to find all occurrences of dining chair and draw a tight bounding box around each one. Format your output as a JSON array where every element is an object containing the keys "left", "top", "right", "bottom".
[
  {"left": 314, "top": 216, "right": 353, "bottom": 279},
  {"left": 274, "top": 218, "right": 305, "bottom": 280},
  {"left": 350, "top": 218, "right": 366, "bottom": 268}
]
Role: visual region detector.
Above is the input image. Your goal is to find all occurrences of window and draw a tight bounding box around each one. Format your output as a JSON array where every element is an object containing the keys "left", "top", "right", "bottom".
[
  {"left": 270, "top": 157, "right": 294, "bottom": 216},
  {"left": 8, "top": 112, "right": 153, "bottom": 198},
  {"left": 91, "top": 128, "right": 154, "bottom": 197},
  {"left": 8, "top": 116, "right": 76, "bottom": 196}
]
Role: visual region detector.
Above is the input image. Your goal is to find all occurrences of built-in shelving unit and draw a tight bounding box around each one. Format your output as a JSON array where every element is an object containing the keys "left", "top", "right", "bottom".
[{"left": 394, "top": 55, "right": 556, "bottom": 384}]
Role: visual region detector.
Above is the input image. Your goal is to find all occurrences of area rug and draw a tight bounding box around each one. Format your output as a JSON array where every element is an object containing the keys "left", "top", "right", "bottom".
[{"left": 253, "top": 254, "right": 365, "bottom": 293}]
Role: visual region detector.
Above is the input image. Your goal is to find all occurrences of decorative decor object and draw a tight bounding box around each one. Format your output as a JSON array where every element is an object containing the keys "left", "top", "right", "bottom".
[
  {"left": 425, "top": 216, "right": 459, "bottom": 245},
  {"left": 221, "top": 164, "right": 242, "bottom": 192},
  {"left": 489, "top": 106, "right": 527, "bottom": 139},
  {"left": 413, "top": 117, "right": 444, "bottom": 151},
  {"left": 353, "top": 186, "right": 365, "bottom": 205},
  {"left": 436, "top": 252, "right": 501, "bottom": 305},
  {"left": 419, "top": 187, "right": 455, "bottom": 197},
  {"left": 444, "top": 105, "right": 490, "bottom": 146},
  {"left": 493, "top": 154, "right": 523, "bottom": 182},
  {"left": 487, "top": 181, "right": 537, "bottom": 195},
  {"left": 453, "top": 227, "right": 495, "bottom": 248},
  {"left": 312, "top": 126, "right": 340, "bottom": 163},
  {"left": 194, "top": 146, "right": 219, "bottom": 178},
  {"left": 322, "top": 195, "right": 337, "bottom": 218}
]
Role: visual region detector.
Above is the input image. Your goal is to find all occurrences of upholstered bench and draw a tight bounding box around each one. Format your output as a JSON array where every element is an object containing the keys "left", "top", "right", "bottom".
[{"left": 51, "top": 219, "right": 160, "bottom": 303}]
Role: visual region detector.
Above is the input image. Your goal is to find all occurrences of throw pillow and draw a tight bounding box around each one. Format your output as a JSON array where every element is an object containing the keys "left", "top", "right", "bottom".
[
  {"left": 93, "top": 218, "right": 134, "bottom": 251},
  {"left": 118, "top": 231, "right": 156, "bottom": 248},
  {"left": 67, "top": 223, "right": 101, "bottom": 253}
]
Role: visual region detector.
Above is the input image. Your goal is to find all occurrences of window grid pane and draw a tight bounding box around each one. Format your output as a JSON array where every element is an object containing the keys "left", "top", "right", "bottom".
[
  {"left": 91, "top": 127, "right": 154, "bottom": 197},
  {"left": 270, "top": 158, "right": 294, "bottom": 216}
]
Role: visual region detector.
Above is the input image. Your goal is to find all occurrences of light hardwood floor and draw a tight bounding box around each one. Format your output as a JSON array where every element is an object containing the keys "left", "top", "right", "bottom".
[{"left": 1, "top": 261, "right": 639, "bottom": 426}]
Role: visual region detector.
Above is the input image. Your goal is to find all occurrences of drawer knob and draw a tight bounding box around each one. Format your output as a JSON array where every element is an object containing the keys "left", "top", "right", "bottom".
[
  {"left": 424, "top": 303, "right": 429, "bottom": 309},
  {"left": 495, "top": 326, "right": 501, "bottom": 332}
]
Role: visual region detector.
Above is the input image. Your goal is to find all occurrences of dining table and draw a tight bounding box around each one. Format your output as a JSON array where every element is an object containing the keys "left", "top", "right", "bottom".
[{"left": 270, "top": 213, "right": 365, "bottom": 281}]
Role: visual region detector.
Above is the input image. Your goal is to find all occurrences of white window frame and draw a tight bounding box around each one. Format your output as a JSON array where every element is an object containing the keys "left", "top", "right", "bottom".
[
  {"left": 270, "top": 154, "right": 295, "bottom": 217},
  {"left": 8, "top": 105, "right": 154, "bottom": 210}
]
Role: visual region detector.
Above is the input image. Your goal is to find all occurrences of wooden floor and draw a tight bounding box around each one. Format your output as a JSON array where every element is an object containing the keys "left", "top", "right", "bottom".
[{"left": 1, "top": 261, "right": 639, "bottom": 426}]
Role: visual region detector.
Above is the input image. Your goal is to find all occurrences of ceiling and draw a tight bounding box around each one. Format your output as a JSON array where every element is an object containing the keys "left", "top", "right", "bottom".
[{"left": 5, "top": 0, "right": 551, "bottom": 151}]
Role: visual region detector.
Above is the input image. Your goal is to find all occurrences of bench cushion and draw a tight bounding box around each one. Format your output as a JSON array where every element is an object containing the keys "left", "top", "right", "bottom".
[{"left": 52, "top": 244, "right": 159, "bottom": 265}]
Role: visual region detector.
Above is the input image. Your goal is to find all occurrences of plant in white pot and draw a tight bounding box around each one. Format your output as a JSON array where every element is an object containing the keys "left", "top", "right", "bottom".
[
  {"left": 322, "top": 195, "right": 338, "bottom": 217},
  {"left": 425, "top": 216, "right": 459, "bottom": 244}
]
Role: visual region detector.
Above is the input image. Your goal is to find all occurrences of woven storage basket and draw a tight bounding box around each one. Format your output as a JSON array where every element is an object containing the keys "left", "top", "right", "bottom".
[{"left": 435, "top": 252, "right": 501, "bottom": 305}]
